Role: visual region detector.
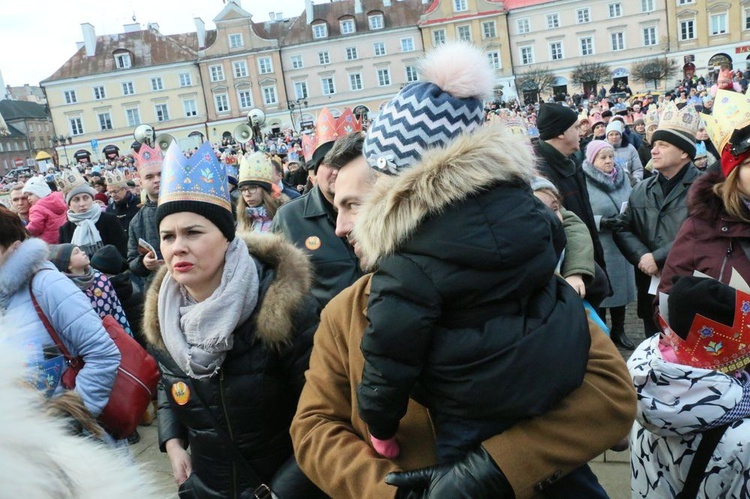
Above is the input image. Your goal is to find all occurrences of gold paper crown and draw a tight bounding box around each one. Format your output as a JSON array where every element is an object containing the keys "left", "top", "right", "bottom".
[
  {"left": 656, "top": 102, "right": 699, "bottom": 138},
  {"left": 701, "top": 89, "right": 750, "bottom": 155},
  {"left": 54, "top": 167, "right": 87, "bottom": 194},
  {"left": 644, "top": 108, "right": 660, "bottom": 129},
  {"left": 103, "top": 169, "right": 128, "bottom": 188},
  {"left": 239, "top": 152, "right": 274, "bottom": 189}
]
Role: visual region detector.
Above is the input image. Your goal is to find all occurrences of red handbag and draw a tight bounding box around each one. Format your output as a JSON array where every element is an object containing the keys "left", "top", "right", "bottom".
[{"left": 30, "top": 281, "right": 160, "bottom": 439}]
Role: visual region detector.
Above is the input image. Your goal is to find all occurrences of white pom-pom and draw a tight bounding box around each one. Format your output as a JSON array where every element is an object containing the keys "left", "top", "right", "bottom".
[{"left": 418, "top": 41, "right": 495, "bottom": 100}]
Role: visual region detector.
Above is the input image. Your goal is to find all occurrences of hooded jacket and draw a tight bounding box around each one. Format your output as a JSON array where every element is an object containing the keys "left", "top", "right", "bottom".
[
  {"left": 25, "top": 191, "right": 67, "bottom": 245},
  {"left": 354, "top": 125, "right": 590, "bottom": 443},
  {"left": 143, "top": 232, "right": 320, "bottom": 498}
]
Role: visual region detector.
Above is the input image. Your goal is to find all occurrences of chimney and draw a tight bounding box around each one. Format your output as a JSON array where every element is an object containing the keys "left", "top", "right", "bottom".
[
  {"left": 269, "top": 12, "right": 276, "bottom": 20},
  {"left": 276, "top": 11, "right": 283, "bottom": 19},
  {"left": 194, "top": 17, "right": 206, "bottom": 50},
  {"left": 81, "top": 23, "right": 96, "bottom": 57},
  {"left": 123, "top": 22, "right": 140, "bottom": 33},
  {"left": 76, "top": 41, "right": 85, "bottom": 51},
  {"left": 355, "top": 0, "right": 363, "bottom": 13},
  {"left": 306, "top": 0, "right": 314, "bottom": 25}
]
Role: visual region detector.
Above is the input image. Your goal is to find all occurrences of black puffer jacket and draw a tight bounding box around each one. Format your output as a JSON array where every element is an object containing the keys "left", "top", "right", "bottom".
[
  {"left": 354, "top": 126, "right": 591, "bottom": 443},
  {"left": 144, "top": 233, "right": 322, "bottom": 499}
]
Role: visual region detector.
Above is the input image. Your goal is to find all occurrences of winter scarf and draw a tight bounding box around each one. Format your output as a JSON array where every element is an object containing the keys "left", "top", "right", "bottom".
[
  {"left": 67, "top": 204, "right": 103, "bottom": 256},
  {"left": 66, "top": 266, "right": 96, "bottom": 291},
  {"left": 583, "top": 160, "right": 628, "bottom": 193},
  {"left": 158, "top": 237, "right": 259, "bottom": 379},
  {"left": 245, "top": 206, "right": 273, "bottom": 233}
]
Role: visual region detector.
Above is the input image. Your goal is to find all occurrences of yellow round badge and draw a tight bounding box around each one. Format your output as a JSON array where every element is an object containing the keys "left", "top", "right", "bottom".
[
  {"left": 171, "top": 381, "right": 190, "bottom": 406},
  {"left": 305, "top": 236, "right": 322, "bottom": 251}
]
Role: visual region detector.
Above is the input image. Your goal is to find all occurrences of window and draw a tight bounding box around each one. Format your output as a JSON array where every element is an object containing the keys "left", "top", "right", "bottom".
[
  {"left": 155, "top": 104, "right": 169, "bottom": 122},
  {"left": 549, "top": 42, "right": 563, "bottom": 60},
  {"left": 609, "top": 3, "right": 622, "bottom": 18},
  {"left": 611, "top": 32, "right": 625, "bottom": 51},
  {"left": 349, "top": 73, "right": 363, "bottom": 91},
  {"left": 374, "top": 42, "right": 386, "bottom": 56},
  {"left": 680, "top": 19, "right": 695, "bottom": 40},
  {"left": 214, "top": 94, "right": 229, "bottom": 113},
  {"left": 238, "top": 90, "right": 253, "bottom": 108},
  {"left": 291, "top": 55, "right": 303, "bottom": 69},
  {"left": 37, "top": 124, "right": 41, "bottom": 132},
  {"left": 115, "top": 53, "right": 131, "bottom": 69},
  {"left": 69, "top": 117, "right": 84, "bottom": 136},
  {"left": 262, "top": 85, "right": 278, "bottom": 105},
  {"left": 258, "top": 57, "right": 273, "bottom": 74},
  {"left": 97, "top": 112, "right": 112, "bottom": 130},
  {"left": 125, "top": 108, "right": 140, "bottom": 127},
  {"left": 321, "top": 77, "right": 336, "bottom": 95},
  {"left": 179, "top": 73, "right": 192, "bottom": 87},
  {"left": 183, "top": 99, "right": 198, "bottom": 117},
  {"left": 678, "top": 0, "right": 694, "bottom": 4},
  {"left": 233, "top": 61, "right": 248, "bottom": 78},
  {"left": 546, "top": 14, "right": 560, "bottom": 29},
  {"left": 433, "top": 29, "right": 446, "bottom": 45},
  {"left": 294, "top": 81, "right": 309, "bottom": 100},
  {"left": 346, "top": 47, "right": 359, "bottom": 60},
  {"left": 340, "top": 19, "right": 355, "bottom": 34},
  {"left": 642, "top": 0, "right": 654, "bottom": 12},
  {"left": 93, "top": 86, "right": 106, "bottom": 100},
  {"left": 405, "top": 65, "right": 419, "bottom": 82},
  {"left": 580, "top": 36, "right": 594, "bottom": 56},
  {"left": 577, "top": 8, "right": 590, "bottom": 23},
  {"left": 377, "top": 68, "right": 391, "bottom": 87},
  {"left": 517, "top": 18, "right": 530, "bottom": 34},
  {"left": 151, "top": 77, "right": 163, "bottom": 91},
  {"left": 487, "top": 51, "right": 500, "bottom": 69},
  {"left": 482, "top": 21, "right": 496, "bottom": 39},
  {"left": 453, "top": 0, "right": 467, "bottom": 12},
  {"left": 711, "top": 13, "right": 728, "bottom": 35},
  {"left": 520, "top": 46, "right": 534, "bottom": 65},
  {"left": 369, "top": 14, "right": 383, "bottom": 30},
  {"left": 746, "top": 10, "right": 750, "bottom": 30},
  {"left": 643, "top": 27, "right": 657, "bottom": 46},
  {"left": 121, "top": 81, "right": 134, "bottom": 96},
  {"left": 64, "top": 90, "right": 77, "bottom": 104},
  {"left": 313, "top": 23, "right": 327, "bottom": 39},
  {"left": 229, "top": 33, "right": 243, "bottom": 48},
  {"left": 457, "top": 26, "right": 471, "bottom": 42},
  {"left": 401, "top": 38, "right": 415, "bottom": 52},
  {"left": 319, "top": 51, "right": 330, "bottom": 65},
  {"left": 210, "top": 65, "right": 225, "bottom": 82}
]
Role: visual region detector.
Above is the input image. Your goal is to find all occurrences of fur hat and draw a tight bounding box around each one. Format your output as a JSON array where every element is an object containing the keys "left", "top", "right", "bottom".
[
  {"left": 363, "top": 41, "right": 493, "bottom": 174},
  {"left": 651, "top": 102, "right": 699, "bottom": 160},
  {"left": 48, "top": 244, "right": 76, "bottom": 273},
  {"left": 537, "top": 103, "right": 578, "bottom": 141},
  {"left": 91, "top": 244, "right": 125, "bottom": 275},
  {"left": 22, "top": 176, "right": 52, "bottom": 199},
  {"left": 585, "top": 140, "right": 614, "bottom": 165}
]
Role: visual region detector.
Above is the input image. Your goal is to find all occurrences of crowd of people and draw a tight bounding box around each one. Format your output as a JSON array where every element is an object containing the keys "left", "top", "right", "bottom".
[{"left": 2, "top": 40, "right": 750, "bottom": 498}]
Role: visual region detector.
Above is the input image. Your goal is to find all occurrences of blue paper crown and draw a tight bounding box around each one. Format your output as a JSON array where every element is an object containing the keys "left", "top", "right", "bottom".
[{"left": 159, "top": 141, "right": 231, "bottom": 212}]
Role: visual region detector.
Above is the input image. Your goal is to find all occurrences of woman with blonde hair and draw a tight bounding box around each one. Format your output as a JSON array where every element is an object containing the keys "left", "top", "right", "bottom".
[{"left": 236, "top": 152, "right": 287, "bottom": 233}]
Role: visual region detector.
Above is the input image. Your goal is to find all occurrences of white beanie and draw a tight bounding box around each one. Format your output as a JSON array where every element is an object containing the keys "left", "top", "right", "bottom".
[
  {"left": 605, "top": 120, "right": 624, "bottom": 136},
  {"left": 22, "top": 176, "right": 52, "bottom": 199}
]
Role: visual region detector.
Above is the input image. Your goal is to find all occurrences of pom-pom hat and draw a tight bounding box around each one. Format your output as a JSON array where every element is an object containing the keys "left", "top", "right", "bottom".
[
  {"left": 156, "top": 140, "right": 235, "bottom": 241},
  {"left": 363, "top": 41, "right": 494, "bottom": 174}
]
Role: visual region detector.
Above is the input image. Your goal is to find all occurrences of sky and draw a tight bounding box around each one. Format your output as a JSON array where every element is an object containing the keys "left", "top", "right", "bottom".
[{"left": 0, "top": 0, "right": 305, "bottom": 87}]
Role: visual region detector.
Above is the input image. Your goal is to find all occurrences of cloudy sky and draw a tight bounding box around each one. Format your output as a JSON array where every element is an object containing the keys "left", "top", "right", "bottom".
[{"left": 0, "top": 0, "right": 304, "bottom": 87}]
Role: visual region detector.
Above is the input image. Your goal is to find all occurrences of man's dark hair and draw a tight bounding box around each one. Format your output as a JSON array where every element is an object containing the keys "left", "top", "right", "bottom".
[{"left": 324, "top": 132, "right": 365, "bottom": 170}]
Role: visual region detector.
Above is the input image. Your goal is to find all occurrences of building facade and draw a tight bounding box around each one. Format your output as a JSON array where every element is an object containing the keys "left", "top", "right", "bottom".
[{"left": 0, "top": 100, "right": 55, "bottom": 176}]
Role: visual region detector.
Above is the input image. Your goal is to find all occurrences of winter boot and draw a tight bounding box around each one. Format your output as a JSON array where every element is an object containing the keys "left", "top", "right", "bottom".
[{"left": 610, "top": 322, "right": 635, "bottom": 349}]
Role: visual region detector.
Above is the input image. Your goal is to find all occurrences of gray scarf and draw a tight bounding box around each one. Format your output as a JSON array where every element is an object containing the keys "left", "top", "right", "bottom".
[
  {"left": 67, "top": 204, "right": 102, "bottom": 256},
  {"left": 158, "top": 237, "right": 259, "bottom": 379}
]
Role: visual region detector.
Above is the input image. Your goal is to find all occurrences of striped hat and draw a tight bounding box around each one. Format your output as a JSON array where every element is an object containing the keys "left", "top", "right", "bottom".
[
  {"left": 363, "top": 41, "right": 494, "bottom": 174},
  {"left": 651, "top": 102, "right": 699, "bottom": 159}
]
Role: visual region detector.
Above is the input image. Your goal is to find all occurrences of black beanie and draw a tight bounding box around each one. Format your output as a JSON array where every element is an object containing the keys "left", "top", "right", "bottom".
[
  {"left": 537, "top": 103, "right": 579, "bottom": 141},
  {"left": 156, "top": 200, "right": 236, "bottom": 242},
  {"left": 668, "top": 277, "right": 736, "bottom": 340},
  {"left": 651, "top": 128, "right": 697, "bottom": 160},
  {"left": 91, "top": 245, "right": 126, "bottom": 275}
]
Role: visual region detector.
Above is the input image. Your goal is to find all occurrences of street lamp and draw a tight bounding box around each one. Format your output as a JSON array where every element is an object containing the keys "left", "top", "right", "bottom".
[
  {"left": 288, "top": 98, "right": 308, "bottom": 131},
  {"left": 52, "top": 135, "right": 72, "bottom": 166}
]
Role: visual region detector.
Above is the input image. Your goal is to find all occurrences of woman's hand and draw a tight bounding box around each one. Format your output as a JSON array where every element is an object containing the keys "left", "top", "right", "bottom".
[
  {"left": 565, "top": 274, "right": 586, "bottom": 298},
  {"left": 165, "top": 438, "right": 192, "bottom": 485}
]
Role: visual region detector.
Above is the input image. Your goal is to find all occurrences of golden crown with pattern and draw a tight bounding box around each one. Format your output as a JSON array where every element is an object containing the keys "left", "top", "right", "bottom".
[
  {"left": 54, "top": 167, "right": 87, "bottom": 194},
  {"left": 239, "top": 151, "right": 274, "bottom": 190},
  {"left": 103, "top": 169, "right": 128, "bottom": 188},
  {"left": 701, "top": 88, "right": 750, "bottom": 155},
  {"left": 644, "top": 108, "right": 660, "bottom": 129},
  {"left": 656, "top": 101, "right": 700, "bottom": 138}
]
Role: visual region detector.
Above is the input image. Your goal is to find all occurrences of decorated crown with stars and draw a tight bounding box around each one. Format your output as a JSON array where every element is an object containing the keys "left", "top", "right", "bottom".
[{"left": 134, "top": 144, "right": 164, "bottom": 172}]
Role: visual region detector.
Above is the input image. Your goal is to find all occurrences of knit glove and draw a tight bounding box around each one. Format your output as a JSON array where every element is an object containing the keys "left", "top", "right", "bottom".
[{"left": 370, "top": 435, "right": 400, "bottom": 459}]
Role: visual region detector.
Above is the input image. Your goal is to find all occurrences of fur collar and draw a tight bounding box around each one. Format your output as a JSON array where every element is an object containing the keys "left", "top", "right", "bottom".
[
  {"left": 688, "top": 170, "right": 725, "bottom": 221},
  {"left": 582, "top": 160, "right": 628, "bottom": 193},
  {"left": 354, "top": 125, "right": 536, "bottom": 269},
  {"left": 0, "top": 238, "right": 49, "bottom": 309},
  {"left": 143, "top": 231, "right": 312, "bottom": 351}
]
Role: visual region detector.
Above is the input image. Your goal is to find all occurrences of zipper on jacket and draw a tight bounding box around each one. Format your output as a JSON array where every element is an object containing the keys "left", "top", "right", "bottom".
[
  {"left": 219, "top": 369, "right": 238, "bottom": 498},
  {"left": 719, "top": 240, "right": 733, "bottom": 283}
]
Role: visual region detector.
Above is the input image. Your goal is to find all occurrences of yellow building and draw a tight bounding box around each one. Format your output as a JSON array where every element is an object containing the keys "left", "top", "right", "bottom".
[{"left": 418, "top": 0, "right": 515, "bottom": 101}]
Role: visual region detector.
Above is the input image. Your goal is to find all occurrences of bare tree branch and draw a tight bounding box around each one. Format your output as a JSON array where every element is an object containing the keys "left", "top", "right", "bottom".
[
  {"left": 630, "top": 57, "right": 679, "bottom": 89},
  {"left": 570, "top": 61, "right": 611, "bottom": 89},
  {"left": 516, "top": 67, "right": 556, "bottom": 95}
]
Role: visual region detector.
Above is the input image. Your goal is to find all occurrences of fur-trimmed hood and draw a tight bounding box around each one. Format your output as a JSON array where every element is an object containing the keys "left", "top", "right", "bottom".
[
  {"left": 0, "top": 238, "right": 48, "bottom": 310},
  {"left": 688, "top": 169, "right": 726, "bottom": 221},
  {"left": 143, "top": 231, "right": 312, "bottom": 351},
  {"left": 354, "top": 124, "right": 536, "bottom": 269}
]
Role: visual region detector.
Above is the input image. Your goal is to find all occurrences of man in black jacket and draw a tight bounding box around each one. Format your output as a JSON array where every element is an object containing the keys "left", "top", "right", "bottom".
[
  {"left": 613, "top": 102, "right": 701, "bottom": 336},
  {"left": 534, "top": 103, "right": 608, "bottom": 278}
]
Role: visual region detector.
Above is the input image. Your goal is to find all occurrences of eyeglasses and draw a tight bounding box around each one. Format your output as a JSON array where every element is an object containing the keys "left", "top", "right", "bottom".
[
  {"left": 240, "top": 186, "right": 261, "bottom": 194},
  {"left": 108, "top": 188, "right": 123, "bottom": 195}
]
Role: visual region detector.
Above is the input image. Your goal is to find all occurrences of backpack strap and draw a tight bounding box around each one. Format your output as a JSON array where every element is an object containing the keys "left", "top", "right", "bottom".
[{"left": 677, "top": 424, "right": 730, "bottom": 499}]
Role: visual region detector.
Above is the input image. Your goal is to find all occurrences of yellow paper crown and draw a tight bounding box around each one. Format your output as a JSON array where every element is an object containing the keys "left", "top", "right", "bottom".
[
  {"left": 103, "top": 169, "right": 128, "bottom": 188},
  {"left": 644, "top": 108, "right": 660, "bottom": 129},
  {"left": 54, "top": 167, "right": 87, "bottom": 194},
  {"left": 657, "top": 102, "right": 699, "bottom": 138},
  {"left": 239, "top": 152, "right": 274, "bottom": 189},
  {"left": 702, "top": 89, "right": 750, "bottom": 155}
]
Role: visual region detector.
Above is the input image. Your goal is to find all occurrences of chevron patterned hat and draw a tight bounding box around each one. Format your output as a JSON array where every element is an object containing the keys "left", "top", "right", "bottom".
[{"left": 363, "top": 41, "right": 495, "bottom": 174}]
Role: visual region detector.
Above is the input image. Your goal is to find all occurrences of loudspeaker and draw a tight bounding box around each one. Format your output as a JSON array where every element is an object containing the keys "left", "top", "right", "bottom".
[
  {"left": 133, "top": 124, "right": 155, "bottom": 145},
  {"left": 233, "top": 124, "right": 253, "bottom": 143},
  {"left": 155, "top": 134, "right": 175, "bottom": 151}
]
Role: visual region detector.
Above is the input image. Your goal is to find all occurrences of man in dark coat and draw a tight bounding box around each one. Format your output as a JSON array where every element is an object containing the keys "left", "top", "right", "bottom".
[
  {"left": 613, "top": 102, "right": 701, "bottom": 336},
  {"left": 534, "top": 103, "right": 608, "bottom": 277},
  {"left": 106, "top": 179, "right": 140, "bottom": 233}
]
